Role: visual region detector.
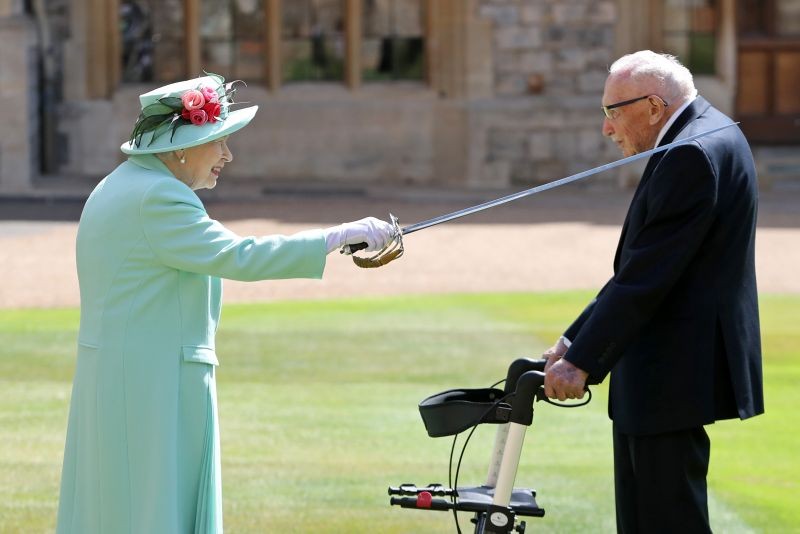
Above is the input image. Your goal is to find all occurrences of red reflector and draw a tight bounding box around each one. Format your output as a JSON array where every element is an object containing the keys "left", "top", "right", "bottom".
[{"left": 417, "top": 491, "right": 433, "bottom": 508}]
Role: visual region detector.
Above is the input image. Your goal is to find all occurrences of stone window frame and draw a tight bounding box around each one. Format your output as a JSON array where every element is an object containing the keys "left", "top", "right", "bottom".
[
  {"left": 258, "top": 0, "right": 439, "bottom": 90},
  {"left": 649, "top": 0, "right": 724, "bottom": 75},
  {"left": 615, "top": 0, "right": 738, "bottom": 109},
  {"left": 264, "top": 0, "right": 437, "bottom": 89},
  {"left": 90, "top": 0, "right": 439, "bottom": 95}
]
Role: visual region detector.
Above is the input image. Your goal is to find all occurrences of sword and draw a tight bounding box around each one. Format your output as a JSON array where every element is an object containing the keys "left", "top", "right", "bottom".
[{"left": 346, "top": 122, "right": 738, "bottom": 262}]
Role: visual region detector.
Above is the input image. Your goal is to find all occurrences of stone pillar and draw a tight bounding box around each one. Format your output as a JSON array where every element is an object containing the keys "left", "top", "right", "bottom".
[
  {"left": 613, "top": 0, "right": 653, "bottom": 58},
  {"left": 0, "top": 15, "right": 38, "bottom": 194},
  {"left": 429, "top": 0, "right": 494, "bottom": 188}
]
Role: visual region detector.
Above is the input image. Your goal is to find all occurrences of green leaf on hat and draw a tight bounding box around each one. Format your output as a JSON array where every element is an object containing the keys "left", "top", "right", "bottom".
[
  {"left": 142, "top": 103, "right": 176, "bottom": 117},
  {"left": 147, "top": 116, "right": 178, "bottom": 146},
  {"left": 158, "top": 96, "right": 183, "bottom": 108},
  {"left": 131, "top": 114, "right": 169, "bottom": 147},
  {"left": 170, "top": 117, "right": 189, "bottom": 142}
]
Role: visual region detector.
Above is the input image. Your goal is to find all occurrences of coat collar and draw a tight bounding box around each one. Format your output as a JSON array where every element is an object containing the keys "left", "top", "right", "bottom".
[
  {"left": 657, "top": 96, "right": 711, "bottom": 147},
  {"left": 639, "top": 96, "right": 710, "bottom": 182},
  {"left": 125, "top": 153, "right": 205, "bottom": 206},
  {"left": 127, "top": 153, "right": 175, "bottom": 176}
]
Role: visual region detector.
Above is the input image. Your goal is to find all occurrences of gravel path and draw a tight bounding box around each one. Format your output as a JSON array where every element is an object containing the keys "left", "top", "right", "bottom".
[{"left": 1, "top": 188, "right": 798, "bottom": 309}]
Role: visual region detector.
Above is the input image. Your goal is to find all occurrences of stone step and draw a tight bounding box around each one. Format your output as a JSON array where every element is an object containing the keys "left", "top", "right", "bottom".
[{"left": 753, "top": 146, "right": 800, "bottom": 190}]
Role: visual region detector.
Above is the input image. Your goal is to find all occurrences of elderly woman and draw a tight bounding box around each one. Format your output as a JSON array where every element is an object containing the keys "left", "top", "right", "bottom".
[{"left": 56, "top": 74, "right": 394, "bottom": 534}]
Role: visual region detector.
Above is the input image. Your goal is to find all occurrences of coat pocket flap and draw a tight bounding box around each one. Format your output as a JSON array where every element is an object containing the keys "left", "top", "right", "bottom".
[{"left": 182, "top": 346, "right": 219, "bottom": 366}]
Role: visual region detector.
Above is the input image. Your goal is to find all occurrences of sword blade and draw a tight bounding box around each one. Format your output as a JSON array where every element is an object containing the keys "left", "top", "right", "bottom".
[{"left": 400, "top": 122, "right": 738, "bottom": 235}]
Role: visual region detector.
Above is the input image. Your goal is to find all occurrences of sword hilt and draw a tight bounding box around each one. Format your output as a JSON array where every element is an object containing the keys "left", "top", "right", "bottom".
[
  {"left": 343, "top": 242, "right": 368, "bottom": 254},
  {"left": 341, "top": 214, "right": 403, "bottom": 256}
]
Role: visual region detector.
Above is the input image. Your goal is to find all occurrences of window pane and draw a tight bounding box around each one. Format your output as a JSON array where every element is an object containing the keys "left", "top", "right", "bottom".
[
  {"left": 120, "top": 0, "right": 185, "bottom": 83},
  {"left": 233, "top": 0, "right": 267, "bottom": 80},
  {"left": 661, "top": 0, "right": 716, "bottom": 76},
  {"left": 392, "top": 0, "right": 422, "bottom": 36},
  {"left": 362, "top": 0, "right": 424, "bottom": 81},
  {"left": 776, "top": 0, "right": 800, "bottom": 36},
  {"left": 689, "top": 33, "right": 716, "bottom": 75},
  {"left": 662, "top": 5, "right": 690, "bottom": 33},
  {"left": 201, "top": 0, "right": 265, "bottom": 82},
  {"left": 282, "top": 0, "right": 345, "bottom": 82},
  {"left": 738, "top": 0, "right": 769, "bottom": 35}
]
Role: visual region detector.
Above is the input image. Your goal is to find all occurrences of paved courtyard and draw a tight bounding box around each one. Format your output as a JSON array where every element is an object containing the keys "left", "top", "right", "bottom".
[{"left": 1, "top": 186, "right": 799, "bottom": 309}]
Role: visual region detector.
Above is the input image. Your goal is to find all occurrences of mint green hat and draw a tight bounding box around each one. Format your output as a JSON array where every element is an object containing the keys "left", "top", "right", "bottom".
[{"left": 120, "top": 72, "right": 258, "bottom": 155}]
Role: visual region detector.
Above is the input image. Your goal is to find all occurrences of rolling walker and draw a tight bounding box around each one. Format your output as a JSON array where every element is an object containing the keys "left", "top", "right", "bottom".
[{"left": 388, "top": 358, "right": 591, "bottom": 533}]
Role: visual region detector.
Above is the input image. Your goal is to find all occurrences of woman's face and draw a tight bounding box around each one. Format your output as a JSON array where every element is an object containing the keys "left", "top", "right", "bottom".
[{"left": 179, "top": 137, "right": 233, "bottom": 190}]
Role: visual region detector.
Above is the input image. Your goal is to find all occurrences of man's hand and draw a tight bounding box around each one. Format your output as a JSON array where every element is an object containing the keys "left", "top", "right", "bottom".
[
  {"left": 542, "top": 337, "right": 569, "bottom": 372},
  {"left": 544, "top": 358, "right": 589, "bottom": 401}
]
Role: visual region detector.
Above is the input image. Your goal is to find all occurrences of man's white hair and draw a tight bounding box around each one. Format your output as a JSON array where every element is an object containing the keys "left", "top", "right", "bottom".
[{"left": 609, "top": 50, "right": 698, "bottom": 105}]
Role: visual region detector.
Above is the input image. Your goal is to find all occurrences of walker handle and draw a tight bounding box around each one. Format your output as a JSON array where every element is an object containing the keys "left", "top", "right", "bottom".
[{"left": 504, "top": 358, "right": 547, "bottom": 394}]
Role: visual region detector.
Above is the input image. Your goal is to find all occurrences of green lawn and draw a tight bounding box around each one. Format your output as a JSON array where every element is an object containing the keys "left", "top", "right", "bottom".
[{"left": 0, "top": 292, "right": 796, "bottom": 533}]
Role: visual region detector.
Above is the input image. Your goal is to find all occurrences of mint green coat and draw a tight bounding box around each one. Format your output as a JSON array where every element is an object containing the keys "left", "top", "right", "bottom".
[{"left": 57, "top": 155, "right": 327, "bottom": 533}]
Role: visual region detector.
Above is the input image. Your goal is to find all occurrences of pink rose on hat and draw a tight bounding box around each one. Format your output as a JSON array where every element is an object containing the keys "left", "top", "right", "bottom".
[
  {"left": 200, "top": 86, "right": 219, "bottom": 104},
  {"left": 188, "top": 109, "right": 208, "bottom": 126},
  {"left": 181, "top": 89, "right": 205, "bottom": 111}
]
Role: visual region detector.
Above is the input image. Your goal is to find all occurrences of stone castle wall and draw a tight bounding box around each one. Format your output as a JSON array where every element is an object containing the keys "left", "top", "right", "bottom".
[
  {"left": 1, "top": 1, "right": 664, "bottom": 193},
  {"left": 474, "top": 0, "right": 625, "bottom": 187}
]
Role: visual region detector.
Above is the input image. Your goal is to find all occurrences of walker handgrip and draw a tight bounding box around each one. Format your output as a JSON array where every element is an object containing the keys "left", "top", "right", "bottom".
[
  {"left": 389, "top": 484, "right": 455, "bottom": 497},
  {"left": 504, "top": 358, "right": 548, "bottom": 395},
  {"left": 509, "top": 370, "right": 546, "bottom": 426},
  {"left": 390, "top": 496, "right": 452, "bottom": 511}
]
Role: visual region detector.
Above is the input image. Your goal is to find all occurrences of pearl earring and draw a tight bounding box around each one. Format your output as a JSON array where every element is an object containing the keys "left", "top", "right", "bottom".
[{"left": 179, "top": 153, "right": 186, "bottom": 164}]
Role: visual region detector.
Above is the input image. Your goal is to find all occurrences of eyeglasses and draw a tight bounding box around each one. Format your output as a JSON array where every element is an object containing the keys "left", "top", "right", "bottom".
[{"left": 601, "top": 95, "right": 668, "bottom": 120}]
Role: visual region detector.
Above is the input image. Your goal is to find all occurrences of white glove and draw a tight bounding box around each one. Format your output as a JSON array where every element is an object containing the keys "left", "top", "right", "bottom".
[{"left": 323, "top": 217, "right": 396, "bottom": 254}]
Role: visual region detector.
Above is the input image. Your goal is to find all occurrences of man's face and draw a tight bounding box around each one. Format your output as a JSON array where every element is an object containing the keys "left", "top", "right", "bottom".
[{"left": 601, "top": 76, "right": 664, "bottom": 157}]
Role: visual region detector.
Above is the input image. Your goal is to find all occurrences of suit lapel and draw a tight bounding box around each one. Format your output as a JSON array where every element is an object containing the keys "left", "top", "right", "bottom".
[
  {"left": 639, "top": 97, "right": 709, "bottom": 183},
  {"left": 660, "top": 96, "right": 709, "bottom": 146}
]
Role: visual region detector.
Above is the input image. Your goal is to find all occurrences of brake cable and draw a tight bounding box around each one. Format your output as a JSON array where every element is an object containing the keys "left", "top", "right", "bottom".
[{"left": 447, "top": 381, "right": 592, "bottom": 533}]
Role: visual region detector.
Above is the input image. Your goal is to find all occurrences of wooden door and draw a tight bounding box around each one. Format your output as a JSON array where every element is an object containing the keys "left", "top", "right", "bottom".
[{"left": 736, "top": 0, "right": 800, "bottom": 143}]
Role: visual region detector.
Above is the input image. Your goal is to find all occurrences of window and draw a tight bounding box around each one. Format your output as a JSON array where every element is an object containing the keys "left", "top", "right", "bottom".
[
  {"left": 200, "top": 0, "right": 266, "bottom": 81},
  {"left": 738, "top": 0, "right": 769, "bottom": 36},
  {"left": 660, "top": 0, "right": 718, "bottom": 75},
  {"left": 739, "top": 0, "right": 800, "bottom": 37},
  {"left": 121, "top": 0, "right": 186, "bottom": 83},
  {"left": 119, "top": 0, "right": 427, "bottom": 88},
  {"left": 282, "top": 0, "right": 345, "bottom": 82},
  {"left": 362, "top": 0, "right": 425, "bottom": 81},
  {"left": 776, "top": 0, "right": 800, "bottom": 36}
]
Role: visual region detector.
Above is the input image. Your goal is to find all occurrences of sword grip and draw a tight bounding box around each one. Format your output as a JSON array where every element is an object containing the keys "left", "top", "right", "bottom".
[{"left": 342, "top": 242, "right": 368, "bottom": 254}]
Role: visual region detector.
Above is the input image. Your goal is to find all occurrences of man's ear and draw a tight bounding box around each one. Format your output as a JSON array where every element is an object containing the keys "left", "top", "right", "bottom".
[{"left": 648, "top": 96, "right": 667, "bottom": 126}]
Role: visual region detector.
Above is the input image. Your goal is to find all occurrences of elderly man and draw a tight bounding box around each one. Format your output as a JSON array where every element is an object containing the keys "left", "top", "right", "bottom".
[{"left": 543, "top": 51, "right": 763, "bottom": 533}]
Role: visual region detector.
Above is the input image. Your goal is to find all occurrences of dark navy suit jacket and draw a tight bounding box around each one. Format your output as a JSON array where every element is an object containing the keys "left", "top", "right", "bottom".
[{"left": 564, "top": 97, "right": 764, "bottom": 435}]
